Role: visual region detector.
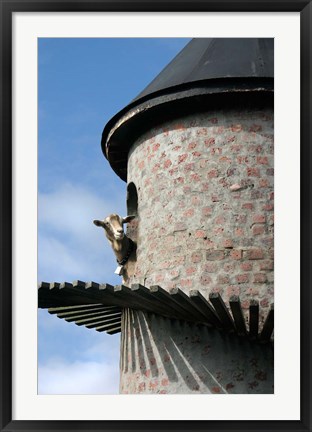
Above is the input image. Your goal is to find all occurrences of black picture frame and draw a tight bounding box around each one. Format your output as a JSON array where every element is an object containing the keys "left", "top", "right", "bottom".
[{"left": 1, "top": 1, "right": 311, "bottom": 431}]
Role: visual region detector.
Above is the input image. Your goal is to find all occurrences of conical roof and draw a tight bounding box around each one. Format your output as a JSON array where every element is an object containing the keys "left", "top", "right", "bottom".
[
  {"left": 133, "top": 38, "right": 273, "bottom": 102},
  {"left": 102, "top": 38, "right": 274, "bottom": 181}
]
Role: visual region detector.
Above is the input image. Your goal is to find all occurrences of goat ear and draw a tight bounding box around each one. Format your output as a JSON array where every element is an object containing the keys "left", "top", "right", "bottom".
[
  {"left": 93, "top": 219, "right": 104, "bottom": 228},
  {"left": 122, "top": 215, "right": 136, "bottom": 224}
]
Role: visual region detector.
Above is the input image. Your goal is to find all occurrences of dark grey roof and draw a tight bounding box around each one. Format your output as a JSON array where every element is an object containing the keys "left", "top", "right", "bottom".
[
  {"left": 101, "top": 38, "right": 274, "bottom": 181},
  {"left": 133, "top": 38, "right": 273, "bottom": 102}
]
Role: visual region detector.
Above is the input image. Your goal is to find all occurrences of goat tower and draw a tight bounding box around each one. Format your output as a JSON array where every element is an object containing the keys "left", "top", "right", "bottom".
[{"left": 102, "top": 38, "right": 274, "bottom": 394}]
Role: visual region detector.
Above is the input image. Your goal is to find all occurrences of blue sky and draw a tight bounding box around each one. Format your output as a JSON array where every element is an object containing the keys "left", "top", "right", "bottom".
[{"left": 38, "top": 37, "right": 190, "bottom": 394}]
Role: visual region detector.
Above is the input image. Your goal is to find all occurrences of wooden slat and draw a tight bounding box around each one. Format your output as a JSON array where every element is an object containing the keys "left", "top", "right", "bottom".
[
  {"left": 169, "top": 287, "right": 209, "bottom": 323},
  {"left": 64, "top": 311, "right": 122, "bottom": 324},
  {"left": 249, "top": 300, "right": 259, "bottom": 339},
  {"left": 149, "top": 285, "right": 198, "bottom": 323},
  {"left": 48, "top": 304, "right": 117, "bottom": 314},
  {"left": 229, "top": 295, "right": 247, "bottom": 336},
  {"left": 112, "top": 284, "right": 155, "bottom": 312},
  {"left": 130, "top": 284, "right": 176, "bottom": 319},
  {"left": 209, "top": 292, "right": 235, "bottom": 332},
  {"left": 54, "top": 306, "right": 119, "bottom": 319},
  {"left": 95, "top": 321, "right": 122, "bottom": 333},
  {"left": 189, "top": 290, "right": 222, "bottom": 328},
  {"left": 85, "top": 316, "right": 122, "bottom": 329},
  {"left": 86, "top": 282, "right": 127, "bottom": 307},
  {"left": 71, "top": 312, "right": 122, "bottom": 326},
  {"left": 106, "top": 326, "right": 122, "bottom": 335},
  {"left": 259, "top": 304, "right": 274, "bottom": 342}
]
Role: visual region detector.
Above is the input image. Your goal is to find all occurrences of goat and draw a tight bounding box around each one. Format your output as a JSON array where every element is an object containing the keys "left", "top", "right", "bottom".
[{"left": 93, "top": 214, "right": 136, "bottom": 283}]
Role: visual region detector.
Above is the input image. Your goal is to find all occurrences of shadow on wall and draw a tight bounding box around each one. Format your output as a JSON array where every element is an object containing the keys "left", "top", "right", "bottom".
[{"left": 120, "top": 309, "right": 274, "bottom": 394}]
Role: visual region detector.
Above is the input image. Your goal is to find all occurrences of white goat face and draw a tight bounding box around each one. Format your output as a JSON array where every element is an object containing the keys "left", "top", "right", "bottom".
[{"left": 93, "top": 214, "right": 135, "bottom": 241}]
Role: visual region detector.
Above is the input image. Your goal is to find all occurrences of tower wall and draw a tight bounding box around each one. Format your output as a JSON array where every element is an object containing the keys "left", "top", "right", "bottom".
[
  {"left": 127, "top": 105, "right": 274, "bottom": 322},
  {"left": 121, "top": 103, "right": 274, "bottom": 394},
  {"left": 120, "top": 308, "right": 273, "bottom": 394}
]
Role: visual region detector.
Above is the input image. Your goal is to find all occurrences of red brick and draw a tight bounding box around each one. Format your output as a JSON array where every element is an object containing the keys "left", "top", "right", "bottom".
[
  {"left": 257, "top": 156, "right": 269, "bottom": 164},
  {"left": 190, "top": 173, "right": 201, "bottom": 182},
  {"left": 184, "top": 162, "right": 195, "bottom": 172},
  {"left": 253, "top": 225, "right": 265, "bottom": 236},
  {"left": 263, "top": 203, "right": 274, "bottom": 211},
  {"left": 195, "top": 230, "right": 206, "bottom": 238},
  {"left": 206, "top": 250, "right": 225, "bottom": 261},
  {"left": 200, "top": 275, "right": 212, "bottom": 285},
  {"left": 247, "top": 249, "right": 264, "bottom": 260},
  {"left": 230, "top": 144, "right": 242, "bottom": 152},
  {"left": 186, "top": 266, "right": 196, "bottom": 275},
  {"left": 228, "top": 136, "right": 237, "bottom": 144},
  {"left": 247, "top": 167, "right": 260, "bottom": 177},
  {"left": 242, "top": 203, "right": 254, "bottom": 210},
  {"left": 230, "top": 250, "right": 242, "bottom": 260},
  {"left": 178, "top": 153, "right": 188, "bottom": 164},
  {"left": 236, "top": 274, "right": 249, "bottom": 284},
  {"left": 202, "top": 207, "right": 212, "bottom": 216},
  {"left": 218, "top": 275, "right": 230, "bottom": 284},
  {"left": 227, "top": 285, "right": 240, "bottom": 297},
  {"left": 191, "top": 252, "right": 202, "bottom": 263},
  {"left": 234, "top": 214, "right": 247, "bottom": 224},
  {"left": 222, "top": 239, "right": 233, "bottom": 248},
  {"left": 164, "top": 159, "right": 172, "bottom": 168},
  {"left": 180, "top": 278, "right": 192, "bottom": 287},
  {"left": 161, "top": 378, "right": 169, "bottom": 386},
  {"left": 204, "top": 137, "right": 215, "bottom": 147},
  {"left": 259, "top": 179, "right": 269, "bottom": 188},
  {"left": 259, "top": 260, "right": 274, "bottom": 271},
  {"left": 210, "top": 148, "right": 222, "bottom": 155},
  {"left": 152, "top": 143, "right": 160, "bottom": 152},
  {"left": 212, "top": 386, "right": 221, "bottom": 393},
  {"left": 237, "top": 156, "right": 249, "bottom": 164},
  {"left": 204, "top": 263, "right": 218, "bottom": 273},
  {"left": 254, "top": 273, "right": 267, "bottom": 283},
  {"left": 234, "top": 228, "right": 245, "bottom": 237},
  {"left": 197, "top": 127, "right": 208, "bottom": 136},
  {"left": 260, "top": 298, "right": 269, "bottom": 308},
  {"left": 240, "top": 262, "right": 252, "bottom": 271},
  {"left": 183, "top": 208, "right": 194, "bottom": 217},
  {"left": 149, "top": 380, "right": 159, "bottom": 390},
  {"left": 207, "top": 169, "right": 219, "bottom": 178},
  {"left": 187, "top": 142, "right": 197, "bottom": 150},
  {"left": 215, "top": 216, "right": 226, "bottom": 225}
]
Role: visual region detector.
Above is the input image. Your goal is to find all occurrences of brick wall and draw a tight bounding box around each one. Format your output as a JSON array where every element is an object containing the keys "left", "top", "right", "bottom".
[
  {"left": 127, "top": 106, "right": 274, "bottom": 325},
  {"left": 120, "top": 308, "right": 274, "bottom": 394}
]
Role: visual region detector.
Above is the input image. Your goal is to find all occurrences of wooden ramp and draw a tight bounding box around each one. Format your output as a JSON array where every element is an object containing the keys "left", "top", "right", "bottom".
[{"left": 38, "top": 280, "right": 273, "bottom": 343}]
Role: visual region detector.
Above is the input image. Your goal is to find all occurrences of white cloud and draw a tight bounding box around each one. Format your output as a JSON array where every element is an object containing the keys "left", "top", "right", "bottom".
[
  {"left": 38, "top": 182, "right": 123, "bottom": 240},
  {"left": 38, "top": 358, "right": 119, "bottom": 394},
  {"left": 38, "top": 182, "right": 125, "bottom": 283}
]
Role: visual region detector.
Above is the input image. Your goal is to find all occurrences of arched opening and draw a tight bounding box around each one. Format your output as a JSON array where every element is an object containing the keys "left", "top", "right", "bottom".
[
  {"left": 126, "top": 182, "right": 138, "bottom": 244},
  {"left": 127, "top": 182, "right": 138, "bottom": 216}
]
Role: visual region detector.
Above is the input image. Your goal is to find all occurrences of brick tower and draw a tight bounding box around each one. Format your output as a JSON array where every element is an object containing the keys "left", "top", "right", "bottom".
[{"left": 101, "top": 38, "right": 274, "bottom": 394}]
